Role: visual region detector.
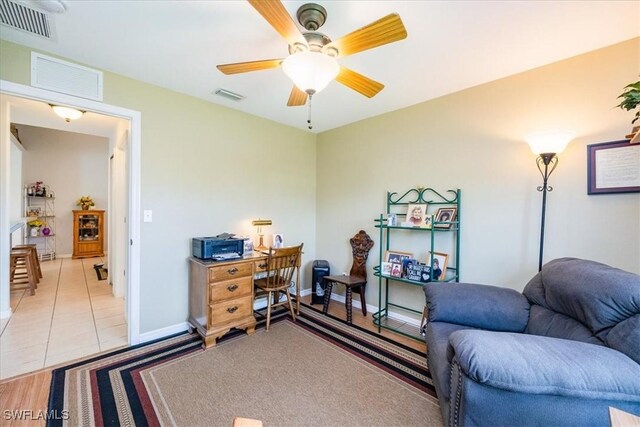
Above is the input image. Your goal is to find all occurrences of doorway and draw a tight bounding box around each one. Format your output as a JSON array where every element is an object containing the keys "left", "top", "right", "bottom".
[{"left": 0, "top": 80, "right": 142, "bottom": 377}]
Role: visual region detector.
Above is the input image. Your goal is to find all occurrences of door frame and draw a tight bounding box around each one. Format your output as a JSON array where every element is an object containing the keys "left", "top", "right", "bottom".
[{"left": 0, "top": 79, "right": 142, "bottom": 345}]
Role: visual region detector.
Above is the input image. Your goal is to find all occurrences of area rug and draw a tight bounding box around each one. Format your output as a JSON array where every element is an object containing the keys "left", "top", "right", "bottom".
[{"left": 47, "top": 304, "right": 440, "bottom": 427}]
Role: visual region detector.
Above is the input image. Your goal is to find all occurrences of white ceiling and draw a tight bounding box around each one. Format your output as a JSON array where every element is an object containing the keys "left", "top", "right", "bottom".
[{"left": 1, "top": 1, "right": 638, "bottom": 133}]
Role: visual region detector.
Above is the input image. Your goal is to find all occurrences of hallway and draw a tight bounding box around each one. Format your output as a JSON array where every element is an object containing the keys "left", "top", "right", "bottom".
[{"left": 0, "top": 257, "right": 126, "bottom": 379}]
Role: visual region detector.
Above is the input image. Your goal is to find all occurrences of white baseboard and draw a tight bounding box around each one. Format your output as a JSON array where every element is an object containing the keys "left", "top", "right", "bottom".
[
  {"left": 138, "top": 321, "right": 190, "bottom": 344},
  {"left": 0, "top": 308, "right": 12, "bottom": 319},
  {"left": 58, "top": 253, "right": 72, "bottom": 258},
  {"left": 254, "top": 287, "right": 312, "bottom": 310},
  {"left": 327, "top": 293, "right": 421, "bottom": 326}
]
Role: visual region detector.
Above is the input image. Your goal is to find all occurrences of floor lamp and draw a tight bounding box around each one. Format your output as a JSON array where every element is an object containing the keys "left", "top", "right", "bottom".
[{"left": 524, "top": 131, "right": 576, "bottom": 272}]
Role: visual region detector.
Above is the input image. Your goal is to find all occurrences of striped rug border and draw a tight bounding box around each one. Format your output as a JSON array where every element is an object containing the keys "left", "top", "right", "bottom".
[{"left": 47, "top": 303, "right": 432, "bottom": 426}]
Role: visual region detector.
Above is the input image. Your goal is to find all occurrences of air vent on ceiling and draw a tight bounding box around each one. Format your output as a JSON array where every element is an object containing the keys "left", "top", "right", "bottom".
[
  {"left": 0, "top": 0, "right": 53, "bottom": 39},
  {"left": 31, "top": 52, "right": 104, "bottom": 101},
  {"left": 214, "top": 88, "right": 245, "bottom": 102}
]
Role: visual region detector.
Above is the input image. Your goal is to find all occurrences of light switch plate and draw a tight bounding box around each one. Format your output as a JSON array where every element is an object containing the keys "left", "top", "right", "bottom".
[{"left": 143, "top": 210, "right": 152, "bottom": 222}]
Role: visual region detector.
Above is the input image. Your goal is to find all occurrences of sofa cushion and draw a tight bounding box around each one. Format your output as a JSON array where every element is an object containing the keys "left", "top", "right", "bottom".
[
  {"left": 449, "top": 329, "right": 640, "bottom": 402},
  {"left": 526, "top": 305, "right": 603, "bottom": 346},
  {"left": 523, "top": 258, "right": 640, "bottom": 360}
]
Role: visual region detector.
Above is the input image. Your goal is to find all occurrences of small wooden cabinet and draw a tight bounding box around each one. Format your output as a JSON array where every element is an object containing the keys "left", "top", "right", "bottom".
[
  {"left": 72, "top": 210, "right": 105, "bottom": 259},
  {"left": 188, "top": 256, "right": 257, "bottom": 349}
]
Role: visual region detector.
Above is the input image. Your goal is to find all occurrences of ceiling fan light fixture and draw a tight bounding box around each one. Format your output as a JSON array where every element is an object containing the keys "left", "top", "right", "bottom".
[
  {"left": 50, "top": 105, "right": 84, "bottom": 122},
  {"left": 282, "top": 51, "right": 339, "bottom": 95}
]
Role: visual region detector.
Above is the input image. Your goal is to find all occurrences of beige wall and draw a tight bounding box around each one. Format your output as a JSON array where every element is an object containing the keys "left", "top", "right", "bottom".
[
  {"left": 1, "top": 40, "right": 317, "bottom": 334},
  {"left": 316, "top": 38, "right": 640, "bottom": 317},
  {"left": 2, "top": 37, "right": 638, "bottom": 332},
  {"left": 17, "top": 125, "right": 109, "bottom": 256}
]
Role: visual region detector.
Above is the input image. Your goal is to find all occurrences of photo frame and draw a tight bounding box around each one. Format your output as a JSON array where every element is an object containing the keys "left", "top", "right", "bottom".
[
  {"left": 426, "top": 251, "right": 448, "bottom": 281},
  {"left": 26, "top": 206, "right": 42, "bottom": 217},
  {"left": 381, "top": 262, "right": 393, "bottom": 276},
  {"left": 243, "top": 237, "right": 254, "bottom": 255},
  {"left": 434, "top": 207, "right": 457, "bottom": 229},
  {"left": 390, "top": 263, "right": 403, "bottom": 278},
  {"left": 272, "top": 234, "right": 284, "bottom": 248},
  {"left": 384, "top": 250, "right": 414, "bottom": 265},
  {"left": 587, "top": 140, "right": 640, "bottom": 194},
  {"left": 387, "top": 213, "right": 398, "bottom": 227},
  {"left": 405, "top": 203, "right": 428, "bottom": 227},
  {"left": 405, "top": 262, "right": 431, "bottom": 283}
]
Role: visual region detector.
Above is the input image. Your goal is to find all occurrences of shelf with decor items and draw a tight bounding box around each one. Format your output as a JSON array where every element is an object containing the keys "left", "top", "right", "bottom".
[
  {"left": 24, "top": 183, "right": 56, "bottom": 261},
  {"left": 372, "top": 187, "right": 460, "bottom": 341},
  {"left": 73, "top": 210, "right": 105, "bottom": 258}
]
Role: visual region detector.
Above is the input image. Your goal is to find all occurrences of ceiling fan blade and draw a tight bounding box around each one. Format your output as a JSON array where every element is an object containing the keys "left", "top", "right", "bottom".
[
  {"left": 217, "top": 58, "right": 284, "bottom": 75},
  {"left": 336, "top": 67, "right": 384, "bottom": 98},
  {"left": 327, "top": 13, "right": 407, "bottom": 58},
  {"left": 287, "top": 85, "right": 308, "bottom": 106},
  {"left": 248, "top": 0, "right": 306, "bottom": 46}
]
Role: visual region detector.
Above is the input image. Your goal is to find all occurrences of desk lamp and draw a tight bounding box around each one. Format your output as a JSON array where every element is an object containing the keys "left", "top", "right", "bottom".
[
  {"left": 524, "top": 131, "right": 575, "bottom": 271},
  {"left": 252, "top": 219, "right": 272, "bottom": 251}
]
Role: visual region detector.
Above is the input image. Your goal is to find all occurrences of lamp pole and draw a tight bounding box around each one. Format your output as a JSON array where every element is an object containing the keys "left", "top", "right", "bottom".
[{"left": 535, "top": 153, "right": 558, "bottom": 271}]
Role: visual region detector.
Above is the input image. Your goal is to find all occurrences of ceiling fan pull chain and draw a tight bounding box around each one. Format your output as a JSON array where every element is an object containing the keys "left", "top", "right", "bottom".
[{"left": 307, "top": 93, "right": 313, "bottom": 130}]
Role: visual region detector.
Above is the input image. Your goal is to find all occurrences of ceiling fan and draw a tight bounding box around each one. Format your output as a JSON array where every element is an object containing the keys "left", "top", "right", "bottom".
[{"left": 217, "top": 0, "right": 407, "bottom": 110}]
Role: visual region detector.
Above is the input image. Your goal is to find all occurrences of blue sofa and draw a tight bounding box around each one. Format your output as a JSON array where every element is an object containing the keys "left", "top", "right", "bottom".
[{"left": 423, "top": 258, "right": 640, "bottom": 426}]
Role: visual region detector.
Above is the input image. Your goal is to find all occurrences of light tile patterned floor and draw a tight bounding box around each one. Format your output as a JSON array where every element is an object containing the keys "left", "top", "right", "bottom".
[{"left": 0, "top": 257, "right": 127, "bottom": 379}]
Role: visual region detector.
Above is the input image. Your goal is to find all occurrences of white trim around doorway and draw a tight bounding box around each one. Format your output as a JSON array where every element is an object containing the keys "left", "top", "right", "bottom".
[{"left": 0, "top": 79, "right": 142, "bottom": 345}]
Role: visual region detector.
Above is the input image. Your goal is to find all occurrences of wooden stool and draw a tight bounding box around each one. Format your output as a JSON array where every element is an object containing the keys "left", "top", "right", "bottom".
[
  {"left": 322, "top": 275, "right": 367, "bottom": 325},
  {"left": 10, "top": 250, "right": 37, "bottom": 295},
  {"left": 13, "top": 244, "right": 42, "bottom": 280}
]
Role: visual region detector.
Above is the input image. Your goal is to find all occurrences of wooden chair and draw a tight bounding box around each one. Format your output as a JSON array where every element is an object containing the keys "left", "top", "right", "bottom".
[
  {"left": 322, "top": 230, "right": 374, "bottom": 325},
  {"left": 254, "top": 244, "right": 303, "bottom": 331}
]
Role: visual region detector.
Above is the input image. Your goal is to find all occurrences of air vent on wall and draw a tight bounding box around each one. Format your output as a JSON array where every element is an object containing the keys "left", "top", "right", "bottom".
[
  {"left": 31, "top": 52, "right": 104, "bottom": 101},
  {"left": 214, "top": 88, "right": 245, "bottom": 102},
  {"left": 0, "top": 0, "right": 53, "bottom": 39}
]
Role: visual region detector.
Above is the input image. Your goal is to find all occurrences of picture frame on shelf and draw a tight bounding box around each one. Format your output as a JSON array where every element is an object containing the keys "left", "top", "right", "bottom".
[
  {"left": 587, "top": 140, "right": 640, "bottom": 194},
  {"left": 390, "top": 263, "right": 403, "bottom": 278},
  {"left": 405, "top": 203, "right": 428, "bottom": 227},
  {"left": 426, "top": 251, "right": 448, "bottom": 280},
  {"left": 401, "top": 258, "right": 416, "bottom": 277},
  {"left": 405, "top": 262, "right": 430, "bottom": 282},
  {"left": 384, "top": 250, "right": 413, "bottom": 265},
  {"left": 381, "top": 262, "right": 393, "bottom": 276},
  {"left": 387, "top": 213, "right": 398, "bottom": 227},
  {"left": 434, "top": 207, "right": 457, "bottom": 229},
  {"left": 26, "top": 206, "right": 42, "bottom": 217}
]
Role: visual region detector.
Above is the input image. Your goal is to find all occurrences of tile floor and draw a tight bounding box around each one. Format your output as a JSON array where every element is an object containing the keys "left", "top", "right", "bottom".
[{"left": 0, "top": 256, "right": 127, "bottom": 379}]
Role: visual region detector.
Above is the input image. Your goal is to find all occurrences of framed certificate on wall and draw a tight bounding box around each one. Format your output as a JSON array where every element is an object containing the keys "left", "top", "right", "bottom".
[{"left": 587, "top": 140, "right": 640, "bottom": 195}]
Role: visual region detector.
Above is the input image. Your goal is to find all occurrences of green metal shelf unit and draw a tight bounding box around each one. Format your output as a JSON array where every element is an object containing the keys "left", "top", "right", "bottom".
[{"left": 372, "top": 187, "right": 461, "bottom": 340}]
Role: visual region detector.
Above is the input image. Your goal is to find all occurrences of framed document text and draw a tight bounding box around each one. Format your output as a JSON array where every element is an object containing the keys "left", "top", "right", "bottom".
[{"left": 587, "top": 140, "right": 640, "bottom": 195}]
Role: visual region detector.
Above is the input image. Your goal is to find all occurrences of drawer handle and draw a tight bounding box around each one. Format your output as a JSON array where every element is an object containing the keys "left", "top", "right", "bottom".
[
  {"left": 227, "top": 306, "right": 238, "bottom": 313},
  {"left": 258, "top": 263, "right": 268, "bottom": 269},
  {"left": 227, "top": 284, "right": 238, "bottom": 292},
  {"left": 227, "top": 267, "right": 238, "bottom": 275}
]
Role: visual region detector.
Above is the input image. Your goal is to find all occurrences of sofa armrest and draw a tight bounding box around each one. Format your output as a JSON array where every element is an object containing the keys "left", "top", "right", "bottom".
[
  {"left": 423, "top": 282, "right": 530, "bottom": 332},
  {"left": 449, "top": 330, "right": 640, "bottom": 402}
]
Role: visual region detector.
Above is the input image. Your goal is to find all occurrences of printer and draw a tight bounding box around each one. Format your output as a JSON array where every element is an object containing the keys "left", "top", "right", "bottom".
[{"left": 192, "top": 233, "right": 244, "bottom": 261}]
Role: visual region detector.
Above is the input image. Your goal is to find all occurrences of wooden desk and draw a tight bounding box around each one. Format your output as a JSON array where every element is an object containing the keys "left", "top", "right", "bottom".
[{"left": 188, "top": 252, "right": 302, "bottom": 349}]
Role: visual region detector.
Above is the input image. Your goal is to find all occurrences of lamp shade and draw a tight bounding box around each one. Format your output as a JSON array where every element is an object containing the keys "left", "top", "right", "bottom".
[
  {"left": 282, "top": 51, "right": 339, "bottom": 95},
  {"left": 252, "top": 219, "right": 272, "bottom": 227},
  {"left": 51, "top": 105, "right": 84, "bottom": 122},
  {"left": 524, "top": 131, "right": 576, "bottom": 155}
]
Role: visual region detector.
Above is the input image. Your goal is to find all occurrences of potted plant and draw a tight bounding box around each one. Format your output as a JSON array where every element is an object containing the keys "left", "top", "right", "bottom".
[
  {"left": 76, "top": 196, "right": 95, "bottom": 210},
  {"left": 617, "top": 80, "right": 640, "bottom": 143},
  {"left": 27, "top": 219, "right": 44, "bottom": 236}
]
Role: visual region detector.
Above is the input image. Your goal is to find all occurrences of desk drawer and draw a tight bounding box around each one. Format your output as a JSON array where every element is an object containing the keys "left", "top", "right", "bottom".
[
  {"left": 210, "top": 276, "right": 252, "bottom": 302},
  {"left": 255, "top": 260, "right": 269, "bottom": 273},
  {"left": 209, "top": 296, "right": 253, "bottom": 326},
  {"left": 208, "top": 263, "right": 252, "bottom": 282}
]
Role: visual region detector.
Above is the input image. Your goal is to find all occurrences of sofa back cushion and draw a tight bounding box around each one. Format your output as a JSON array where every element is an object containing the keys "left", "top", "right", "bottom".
[{"left": 523, "top": 258, "right": 640, "bottom": 364}]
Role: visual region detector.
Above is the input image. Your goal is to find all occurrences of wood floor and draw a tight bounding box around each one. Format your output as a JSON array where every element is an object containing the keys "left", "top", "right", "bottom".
[{"left": 0, "top": 294, "right": 425, "bottom": 426}]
